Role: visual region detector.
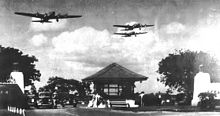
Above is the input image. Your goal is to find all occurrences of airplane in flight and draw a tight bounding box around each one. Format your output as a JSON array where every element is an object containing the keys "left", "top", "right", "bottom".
[
  {"left": 114, "top": 31, "right": 148, "bottom": 37},
  {"left": 14, "top": 11, "right": 82, "bottom": 23},
  {"left": 113, "top": 23, "right": 154, "bottom": 31}
]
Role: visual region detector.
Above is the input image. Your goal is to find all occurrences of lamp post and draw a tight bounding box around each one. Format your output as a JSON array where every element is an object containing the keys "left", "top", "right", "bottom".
[{"left": 140, "top": 91, "right": 144, "bottom": 107}]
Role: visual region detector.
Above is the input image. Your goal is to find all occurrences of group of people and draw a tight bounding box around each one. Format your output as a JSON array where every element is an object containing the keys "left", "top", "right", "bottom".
[{"left": 87, "top": 92, "right": 106, "bottom": 108}]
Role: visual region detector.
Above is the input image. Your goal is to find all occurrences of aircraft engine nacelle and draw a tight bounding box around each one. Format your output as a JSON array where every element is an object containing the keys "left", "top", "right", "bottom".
[
  {"left": 36, "top": 12, "right": 40, "bottom": 16},
  {"left": 133, "top": 32, "right": 137, "bottom": 37},
  {"left": 51, "top": 11, "right": 55, "bottom": 16},
  {"left": 44, "top": 13, "right": 48, "bottom": 18},
  {"left": 56, "top": 14, "right": 61, "bottom": 22}
]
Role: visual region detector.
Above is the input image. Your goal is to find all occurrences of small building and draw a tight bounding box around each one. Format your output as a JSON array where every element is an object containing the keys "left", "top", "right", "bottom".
[
  {"left": 82, "top": 63, "right": 148, "bottom": 100},
  {"left": 0, "top": 83, "right": 28, "bottom": 109},
  {"left": 0, "top": 64, "right": 27, "bottom": 109}
]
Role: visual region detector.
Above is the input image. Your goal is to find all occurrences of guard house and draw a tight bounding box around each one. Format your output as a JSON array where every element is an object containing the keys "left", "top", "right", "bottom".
[
  {"left": 0, "top": 62, "right": 27, "bottom": 109},
  {"left": 82, "top": 63, "right": 148, "bottom": 100},
  {"left": 0, "top": 83, "right": 27, "bottom": 109}
]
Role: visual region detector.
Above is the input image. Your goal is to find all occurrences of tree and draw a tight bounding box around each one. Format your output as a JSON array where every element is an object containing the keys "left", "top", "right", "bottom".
[
  {"left": 40, "top": 76, "right": 88, "bottom": 98},
  {"left": 157, "top": 50, "right": 218, "bottom": 103},
  {"left": 0, "top": 46, "right": 41, "bottom": 86},
  {"left": 30, "top": 84, "right": 37, "bottom": 95}
]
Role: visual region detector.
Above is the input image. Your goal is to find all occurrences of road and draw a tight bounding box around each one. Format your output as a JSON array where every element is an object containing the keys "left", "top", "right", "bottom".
[{"left": 2, "top": 108, "right": 220, "bottom": 116}]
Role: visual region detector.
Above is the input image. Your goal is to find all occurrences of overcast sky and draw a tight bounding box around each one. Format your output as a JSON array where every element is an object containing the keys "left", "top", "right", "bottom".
[{"left": 1, "top": 0, "right": 220, "bottom": 93}]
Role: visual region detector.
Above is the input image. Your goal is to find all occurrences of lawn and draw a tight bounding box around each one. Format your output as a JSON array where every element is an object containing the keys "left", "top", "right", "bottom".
[
  {"left": 111, "top": 105, "right": 220, "bottom": 112},
  {"left": 1, "top": 105, "right": 220, "bottom": 116}
]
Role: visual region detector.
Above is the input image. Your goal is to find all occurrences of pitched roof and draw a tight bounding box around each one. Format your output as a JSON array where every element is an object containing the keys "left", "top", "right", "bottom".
[
  {"left": 0, "top": 84, "right": 27, "bottom": 108},
  {"left": 82, "top": 63, "right": 148, "bottom": 82}
]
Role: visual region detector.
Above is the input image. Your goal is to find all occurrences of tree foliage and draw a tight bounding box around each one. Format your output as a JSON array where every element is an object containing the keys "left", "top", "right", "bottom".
[
  {"left": 0, "top": 46, "right": 41, "bottom": 86},
  {"left": 39, "top": 76, "right": 89, "bottom": 98},
  {"left": 157, "top": 50, "right": 218, "bottom": 94}
]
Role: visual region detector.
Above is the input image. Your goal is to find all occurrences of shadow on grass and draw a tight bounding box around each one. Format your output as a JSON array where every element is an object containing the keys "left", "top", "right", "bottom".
[
  {"left": 112, "top": 106, "right": 220, "bottom": 112},
  {"left": 0, "top": 109, "right": 21, "bottom": 116}
]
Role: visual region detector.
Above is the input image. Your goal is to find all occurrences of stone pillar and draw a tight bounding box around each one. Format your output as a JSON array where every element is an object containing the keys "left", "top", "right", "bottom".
[
  {"left": 10, "top": 62, "right": 24, "bottom": 93},
  {"left": 191, "top": 68, "right": 211, "bottom": 106},
  {"left": 10, "top": 71, "right": 24, "bottom": 93}
]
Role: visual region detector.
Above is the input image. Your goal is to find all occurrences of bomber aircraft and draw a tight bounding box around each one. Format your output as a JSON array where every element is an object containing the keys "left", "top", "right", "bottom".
[
  {"left": 113, "top": 23, "right": 154, "bottom": 31},
  {"left": 114, "top": 31, "right": 147, "bottom": 37},
  {"left": 14, "top": 11, "right": 82, "bottom": 23}
]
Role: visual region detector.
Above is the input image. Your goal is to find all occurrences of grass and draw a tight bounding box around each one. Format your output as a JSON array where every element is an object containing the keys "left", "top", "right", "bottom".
[
  {"left": 113, "top": 106, "right": 199, "bottom": 112},
  {"left": 112, "top": 105, "right": 220, "bottom": 112},
  {"left": 0, "top": 109, "right": 21, "bottom": 116},
  {"left": 2, "top": 106, "right": 220, "bottom": 116}
]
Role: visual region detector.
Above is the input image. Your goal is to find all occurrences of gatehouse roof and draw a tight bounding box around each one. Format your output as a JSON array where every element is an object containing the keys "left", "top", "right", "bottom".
[{"left": 82, "top": 63, "right": 148, "bottom": 82}]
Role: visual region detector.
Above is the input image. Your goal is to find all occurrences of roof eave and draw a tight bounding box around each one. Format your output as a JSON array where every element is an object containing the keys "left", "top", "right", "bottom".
[{"left": 82, "top": 76, "right": 148, "bottom": 82}]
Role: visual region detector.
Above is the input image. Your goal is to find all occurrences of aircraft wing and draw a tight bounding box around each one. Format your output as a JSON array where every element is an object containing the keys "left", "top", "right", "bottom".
[
  {"left": 14, "top": 12, "right": 44, "bottom": 18},
  {"left": 142, "top": 24, "right": 154, "bottom": 27},
  {"left": 32, "top": 20, "right": 52, "bottom": 23},
  {"left": 114, "top": 32, "right": 127, "bottom": 35},
  {"left": 136, "top": 32, "right": 148, "bottom": 34},
  {"left": 114, "top": 33, "right": 131, "bottom": 37},
  {"left": 52, "top": 15, "right": 82, "bottom": 19},
  {"left": 113, "top": 25, "right": 130, "bottom": 28}
]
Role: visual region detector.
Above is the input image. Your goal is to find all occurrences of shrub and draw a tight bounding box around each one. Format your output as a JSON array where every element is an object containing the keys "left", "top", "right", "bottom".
[
  {"left": 198, "top": 92, "right": 216, "bottom": 110},
  {"left": 176, "top": 92, "right": 192, "bottom": 106},
  {"left": 142, "top": 93, "right": 160, "bottom": 106}
]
